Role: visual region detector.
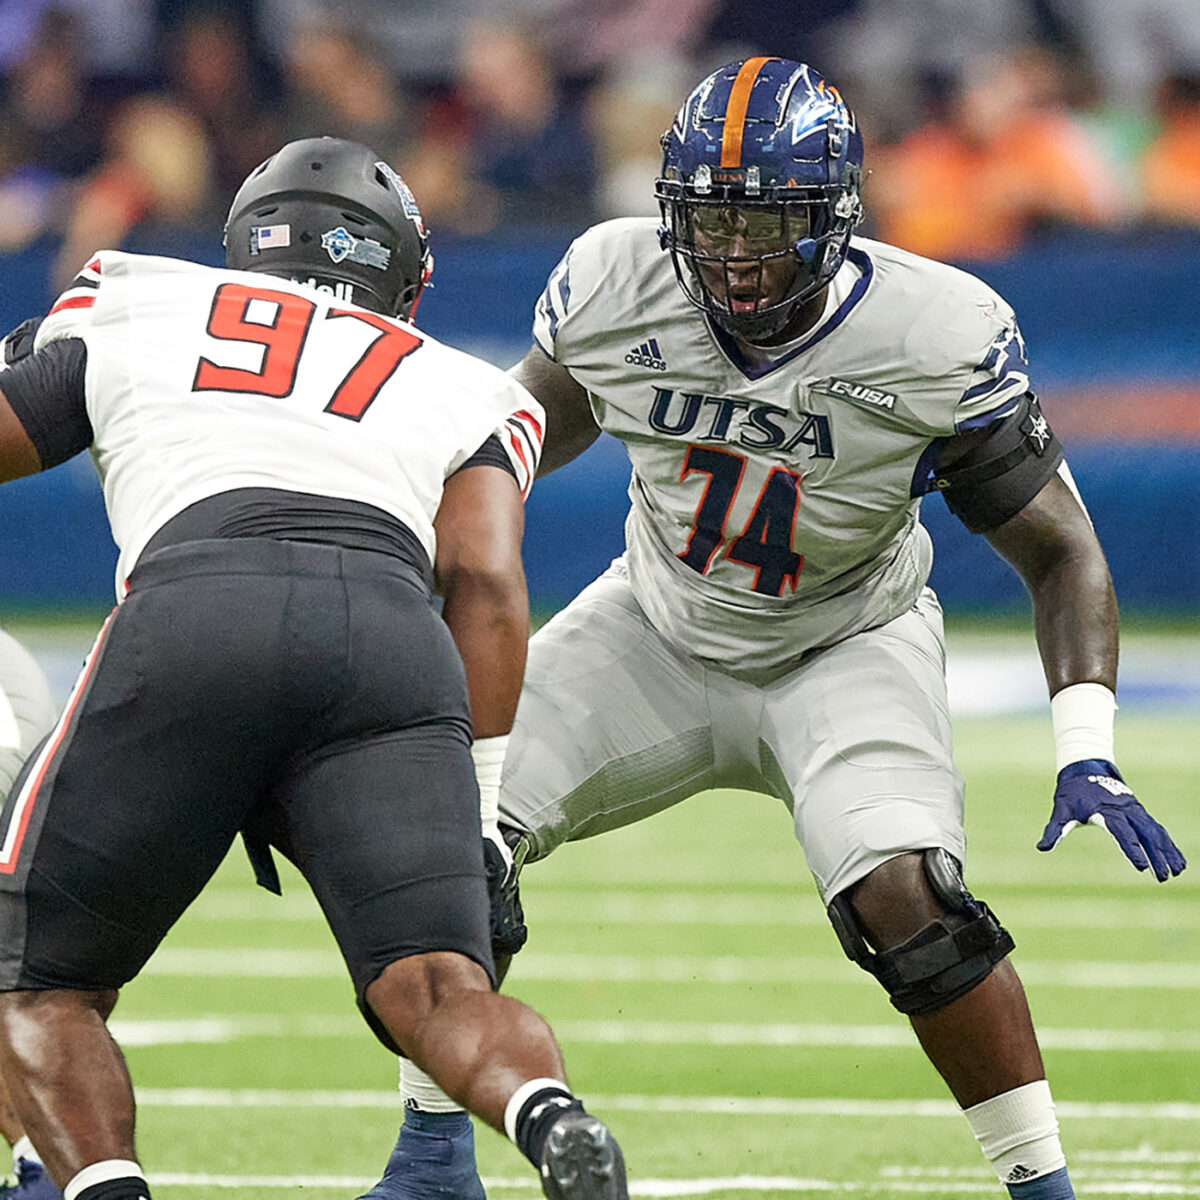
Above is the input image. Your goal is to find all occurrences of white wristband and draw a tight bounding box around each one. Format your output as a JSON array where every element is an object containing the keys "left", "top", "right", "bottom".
[
  {"left": 471, "top": 735, "right": 508, "bottom": 836},
  {"left": 1050, "top": 682, "right": 1116, "bottom": 773}
]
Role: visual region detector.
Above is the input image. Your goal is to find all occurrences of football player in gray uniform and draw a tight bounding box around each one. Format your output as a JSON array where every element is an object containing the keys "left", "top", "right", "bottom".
[
  {"left": 0, "top": 630, "right": 59, "bottom": 1200},
  {"left": 363, "top": 58, "right": 1186, "bottom": 1200}
]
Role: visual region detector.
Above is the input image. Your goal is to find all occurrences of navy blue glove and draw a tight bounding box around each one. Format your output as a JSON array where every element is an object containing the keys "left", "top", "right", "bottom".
[{"left": 1038, "top": 759, "right": 1187, "bottom": 881}]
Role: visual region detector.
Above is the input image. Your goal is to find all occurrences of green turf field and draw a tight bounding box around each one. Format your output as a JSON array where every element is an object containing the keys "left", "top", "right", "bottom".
[{"left": 89, "top": 706, "right": 1196, "bottom": 1200}]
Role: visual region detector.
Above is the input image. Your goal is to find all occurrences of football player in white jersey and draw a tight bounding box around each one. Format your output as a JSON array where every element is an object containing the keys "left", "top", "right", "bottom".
[
  {"left": 0, "top": 138, "right": 629, "bottom": 1200},
  {"left": 366, "top": 59, "right": 1187, "bottom": 1200}
]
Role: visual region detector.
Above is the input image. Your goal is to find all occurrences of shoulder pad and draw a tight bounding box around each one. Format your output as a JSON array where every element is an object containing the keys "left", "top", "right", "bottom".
[{"left": 2, "top": 318, "right": 42, "bottom": 368}]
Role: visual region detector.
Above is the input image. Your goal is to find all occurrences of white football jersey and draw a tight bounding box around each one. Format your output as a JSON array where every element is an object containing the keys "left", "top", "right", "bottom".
[
  {"left": 37, "top": 251, "right": 544, "bottom": 596},
  {"left": 534, "top": 218, "right": 1032, "bottom": 675}
]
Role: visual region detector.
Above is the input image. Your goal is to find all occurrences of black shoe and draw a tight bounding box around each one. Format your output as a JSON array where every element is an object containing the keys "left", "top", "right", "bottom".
[{"left": 538, "top": 1111, "right": 627, "bottom": 1200}]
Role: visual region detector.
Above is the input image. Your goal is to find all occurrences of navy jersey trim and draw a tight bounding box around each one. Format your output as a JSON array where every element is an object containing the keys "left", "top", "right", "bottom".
[{"left": 708, "top": 247, "right": 875, "bottom": 382}]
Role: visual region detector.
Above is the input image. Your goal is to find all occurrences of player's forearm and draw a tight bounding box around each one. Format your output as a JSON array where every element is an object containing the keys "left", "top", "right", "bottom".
[
  {"left": 984, "top": 474, "right": 1118, "bottom": 696},
  {"left": 1024, "top": 549, "right": 1118, "bottom": 695},
  {"left": 440, "top": 574, "right": 529, "bottom": 738}
]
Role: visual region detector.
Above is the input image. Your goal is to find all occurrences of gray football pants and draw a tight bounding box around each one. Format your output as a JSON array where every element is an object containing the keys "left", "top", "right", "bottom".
[
  {"left": 501, "top": 569, "right": 966, "bottom": 902},
  {"left": 0, "top": 628, "right": 57, "bottom": 799}
]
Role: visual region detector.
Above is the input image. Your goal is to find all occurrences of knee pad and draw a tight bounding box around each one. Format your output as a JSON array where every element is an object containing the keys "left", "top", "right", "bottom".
[
  {"left": 827, "top": 848, "right": 1015, "bottom": 1016},
  {"left": 486, "top": 823, "right": 530, "bottom": 960}
]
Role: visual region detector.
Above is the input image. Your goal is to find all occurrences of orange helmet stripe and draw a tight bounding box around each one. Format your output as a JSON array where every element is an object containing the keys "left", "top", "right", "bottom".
[{"left": 720, "top": 57, "right": 773, "bottom": 168}]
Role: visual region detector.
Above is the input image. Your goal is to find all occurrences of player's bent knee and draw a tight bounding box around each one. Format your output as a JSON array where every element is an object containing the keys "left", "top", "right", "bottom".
[
  {"left": 360, "top": 951, "right": 493, "bottom": 1055},
  {"left": 827, "top": 849, "right": 1015, "bottom": 1016}
]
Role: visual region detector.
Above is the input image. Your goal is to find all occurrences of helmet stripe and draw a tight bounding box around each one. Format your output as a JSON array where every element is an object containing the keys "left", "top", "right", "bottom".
[{"left": 720, "top": 57, "right": 773, "bottom": 167}]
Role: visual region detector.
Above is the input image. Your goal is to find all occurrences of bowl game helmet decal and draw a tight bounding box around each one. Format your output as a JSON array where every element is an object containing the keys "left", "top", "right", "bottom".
[
  {"left": 224, "top": 137, "right": 433, "bottom": 320},
  {"left": 656, "top": 58, "right": 864, "bottom": 340}
]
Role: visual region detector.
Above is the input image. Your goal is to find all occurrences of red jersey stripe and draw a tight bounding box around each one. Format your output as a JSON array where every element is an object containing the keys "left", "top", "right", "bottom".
[{"left": 48, "top": 294, "right": 96, "bottom": 317}]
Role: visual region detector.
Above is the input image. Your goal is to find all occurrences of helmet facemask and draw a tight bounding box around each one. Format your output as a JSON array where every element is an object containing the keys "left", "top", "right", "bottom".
[{"left": 661, "top": 190, "right": 857, "bottom": 340}]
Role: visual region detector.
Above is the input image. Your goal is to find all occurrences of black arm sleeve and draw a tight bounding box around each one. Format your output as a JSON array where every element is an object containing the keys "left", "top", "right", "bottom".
[
  {"left": 0, "top": 338, "right": 93, "bottom": 469},
  {"left": 454, "top": 433, "right": 518, "bottom": 481},
  {"left": 931, "top": 393, "right": 1064, "bottom": 533}
]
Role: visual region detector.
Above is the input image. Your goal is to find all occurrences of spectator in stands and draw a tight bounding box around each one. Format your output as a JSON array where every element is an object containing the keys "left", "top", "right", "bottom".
[
  {"left": 1046, "top": 0, "right": 1200, "bottom": 121},
  {"left": 444, "top": 16, "right": 599, "bottom": 230},
  {"left": 0, "top": 124, "right": 63, "bottom": 253},
  {"left": 825, "top": 0, "right": 1046, "bottom": 144},
  {"left": 869, "top": 45, "right": 1124, "bottom": 260},
  {"left": 704, "top": 0, "right": 860, "bottom": 78},
  {"left": 274, "top": 16, "right": 414, "bottom": 160},
  {"left": 50, "top": 93, "right": 217, "bottom": 292},
  {"left": 535, "top": 0, "right": 720, "bottom": 82},
  {"left": 0, "top": 9, "right": 106, "bottom": 182},
  {"left": 158, "top": 2, "right": 283, "bottom": 199},
  {"left": 1141, "top": 72, "right": 1200, "bottom": 228},
  {"left": 585, "top": 54, "right": 694, "bottom": 219}
]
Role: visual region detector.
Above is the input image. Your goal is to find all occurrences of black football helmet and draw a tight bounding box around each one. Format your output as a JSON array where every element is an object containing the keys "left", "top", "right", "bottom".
[
  {"left": 656, "top": 58, "right": 864, "bottom": 341},
  {"left": 224, "top": 137, "right": 432, "bottom": 319}
]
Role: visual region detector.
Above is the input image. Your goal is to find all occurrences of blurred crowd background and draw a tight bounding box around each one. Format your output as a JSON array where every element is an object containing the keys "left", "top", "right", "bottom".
[
  {"left": 2, "top": 0, "right": 1200, "bottom": 286},
  {"left": 0, "top": 0, "right": 1197, "bottom": 618}
]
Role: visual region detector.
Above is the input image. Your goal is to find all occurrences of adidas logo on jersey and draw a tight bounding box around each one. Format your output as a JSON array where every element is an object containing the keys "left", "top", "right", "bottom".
[
  {"left": 625, "top": 338, "right": 668, "bottom": 371},
  {"left": 1006, "top": 1164, "right": 1039, "bottom": 1183}
]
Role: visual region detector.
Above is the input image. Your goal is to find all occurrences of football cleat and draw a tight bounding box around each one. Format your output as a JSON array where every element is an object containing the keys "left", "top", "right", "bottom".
[
  {"left": 0, "top": 1157, "right": 63, "bottom": 1200},
  {"left": 538, "top": 1111, "right": 628, "bottom": 1200}
]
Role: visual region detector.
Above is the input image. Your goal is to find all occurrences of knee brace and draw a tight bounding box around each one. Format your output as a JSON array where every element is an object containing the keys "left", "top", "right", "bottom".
[{"left": 827, "top": 848, "right": 1015, "bottom": 1016}]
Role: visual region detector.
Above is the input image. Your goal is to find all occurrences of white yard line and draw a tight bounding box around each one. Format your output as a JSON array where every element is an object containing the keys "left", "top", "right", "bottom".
[
  {"left": 130, "top": 1087, "right": 1200, "bottom": 1121},
  {"left": 138, "top": 946, "right": 1200, "bottom": 990},
  {"left": 110, "top": 1013, "right": 1200, "bottom": 1052},
  {"left": 141, "top": 1170, "right": 1200, "bottom": 1196},
  {"left": 180, "top": 890, "right": 1200, "bottom": 931}
]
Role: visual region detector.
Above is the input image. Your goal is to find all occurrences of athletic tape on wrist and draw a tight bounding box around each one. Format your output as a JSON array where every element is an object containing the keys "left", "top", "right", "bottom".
[
  {"left": 1050, "top": 682, "right": 1115, "bottom": 773},
  {"left": 471, "top": 735, "right": 508, "bottom": 832}
]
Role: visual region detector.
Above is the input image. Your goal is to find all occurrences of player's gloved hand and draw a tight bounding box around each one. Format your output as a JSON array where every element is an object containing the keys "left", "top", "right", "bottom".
[
  {"left": 1037, "top": 759, "right": 1187, "bottom": 881},
  {"left": 473, "top": 734, "right": 529, "bottom": 956}
]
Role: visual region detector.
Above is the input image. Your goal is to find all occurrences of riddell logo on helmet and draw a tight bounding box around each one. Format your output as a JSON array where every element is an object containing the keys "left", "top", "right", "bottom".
[{"left": 295, "top": 276, "right": 355, "bottom": 302}]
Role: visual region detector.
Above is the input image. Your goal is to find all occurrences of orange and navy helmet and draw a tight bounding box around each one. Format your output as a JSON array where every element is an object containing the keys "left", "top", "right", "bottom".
[{"left": 656, "top": 58, "right": 864, "bottom": 339}]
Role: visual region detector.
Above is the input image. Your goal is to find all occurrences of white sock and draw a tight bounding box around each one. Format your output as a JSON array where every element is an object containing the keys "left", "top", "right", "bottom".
[
  {"left": 64, "top": 1159, "right": 146, "bottom": 1200},
  {"left": 399, "top": 1059, "right": 465, "bottom": 1114},
  {"left": 11, "top": 1136, "right": 39, "bottom": 1166},
  {"left": 964, "top": 1080, "right": 1068, "bottom": 1184}
]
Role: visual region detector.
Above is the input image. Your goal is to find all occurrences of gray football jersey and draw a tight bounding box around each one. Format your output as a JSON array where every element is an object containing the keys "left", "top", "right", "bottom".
[{"left": 533, "top": 218, "right": 1031, "bottom": 675}]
